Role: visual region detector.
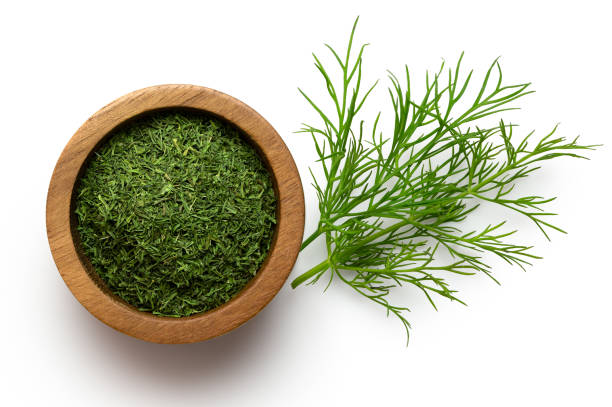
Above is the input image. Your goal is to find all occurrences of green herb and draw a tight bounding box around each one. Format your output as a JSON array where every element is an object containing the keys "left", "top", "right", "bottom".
[
  {"left": 75, "top": 111, "right": 277, "bottom": 317},
  {"left": 292, "top": 18, "right": 597, "bottom": 343}
]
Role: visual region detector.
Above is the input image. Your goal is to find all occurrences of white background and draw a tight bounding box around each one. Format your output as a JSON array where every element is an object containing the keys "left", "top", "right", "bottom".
[{"left": 1, "top": 1, "right": 610, "bottom": 406}]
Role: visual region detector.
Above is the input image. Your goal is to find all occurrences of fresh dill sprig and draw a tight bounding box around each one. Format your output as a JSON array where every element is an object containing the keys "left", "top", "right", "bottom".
[{"left": 292, "top": 18, "right": 596, "bottom": 343}]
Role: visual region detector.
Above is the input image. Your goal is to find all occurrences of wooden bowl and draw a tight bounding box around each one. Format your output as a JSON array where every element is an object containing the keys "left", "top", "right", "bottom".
[{"left": 46, "top": 84, "right": 305, "bottom": 344}]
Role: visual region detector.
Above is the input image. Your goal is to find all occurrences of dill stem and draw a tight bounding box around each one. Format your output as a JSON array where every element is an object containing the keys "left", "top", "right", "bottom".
[
  {"left": 291, "top": 258, "right": 330, "bottom": 288},
  {"left": 300, "top": 228, "right": 323, "bottom": 250},
  {"left": 292, "top": 219, "right": 410, "bottom": 288},
  {"left": 292, "top": 170, "right": 511, "bottom": 288}
]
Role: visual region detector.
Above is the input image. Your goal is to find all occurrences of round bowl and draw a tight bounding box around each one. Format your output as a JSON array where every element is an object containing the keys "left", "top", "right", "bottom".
[{"left": 46, "top": 84, "right": 305, "bottom": 344}]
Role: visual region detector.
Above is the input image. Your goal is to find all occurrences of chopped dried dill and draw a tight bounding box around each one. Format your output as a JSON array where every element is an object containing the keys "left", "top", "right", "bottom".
[{"left": 74, "top": 110, "right": 277, "bottom": 317}]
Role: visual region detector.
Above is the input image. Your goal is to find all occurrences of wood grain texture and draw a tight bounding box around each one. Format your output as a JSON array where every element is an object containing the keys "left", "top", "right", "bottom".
[{"left": 46, "top": 84, "right": 305, "bottom": 344}]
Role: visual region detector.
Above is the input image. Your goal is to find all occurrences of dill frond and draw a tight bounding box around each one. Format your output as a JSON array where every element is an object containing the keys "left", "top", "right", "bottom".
[{"left": 292, "top": 18, "right": 597, "bottom": 344}]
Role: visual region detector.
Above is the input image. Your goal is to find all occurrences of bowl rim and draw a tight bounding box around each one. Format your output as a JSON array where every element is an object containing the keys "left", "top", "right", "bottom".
[{"left": 46, "top": 84, "right": 305, "bottom": 344}]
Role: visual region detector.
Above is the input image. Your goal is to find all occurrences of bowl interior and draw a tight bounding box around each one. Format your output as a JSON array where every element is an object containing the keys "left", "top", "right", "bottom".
[{"left": 69, "top": 107, "right": 282, "bottom": 319}]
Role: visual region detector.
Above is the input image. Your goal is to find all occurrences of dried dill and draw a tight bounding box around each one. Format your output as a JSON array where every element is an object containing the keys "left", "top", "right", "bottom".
[{"left": 74, "top": 111, "right": 277, "bottom": 317}]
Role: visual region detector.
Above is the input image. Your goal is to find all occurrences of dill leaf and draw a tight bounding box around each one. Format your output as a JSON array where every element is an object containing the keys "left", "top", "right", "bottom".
[{"left": 292, "top": 18, "right": 597, "bottom": 343}]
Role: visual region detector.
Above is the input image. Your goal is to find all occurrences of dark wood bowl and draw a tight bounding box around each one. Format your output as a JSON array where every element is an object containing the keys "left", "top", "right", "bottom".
[{"left": 46, "top": 84, "right": 305, "bottom": 344}]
